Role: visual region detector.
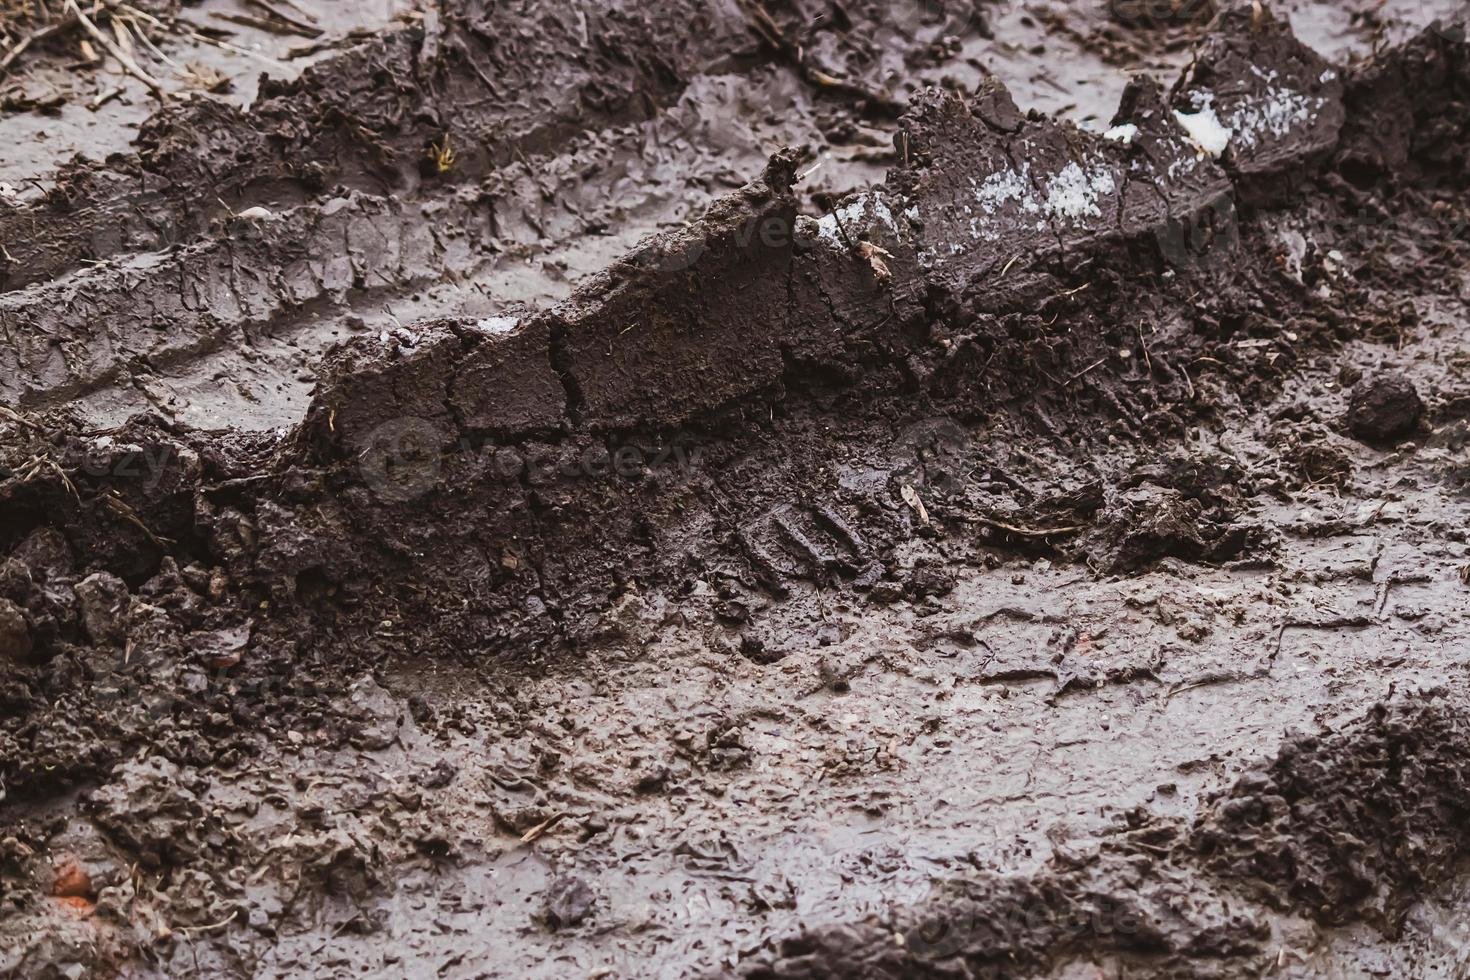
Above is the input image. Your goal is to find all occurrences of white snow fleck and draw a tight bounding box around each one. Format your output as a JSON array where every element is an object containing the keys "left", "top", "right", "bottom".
[
  {"left": 1166, "top": 154, "right": 1201, "bottom": 179},
  {"left": 1173, "top": 92, "right": 1233, "bottom": 158},
  {"left": 816, "top": 192, "right": 901, "bottom": 245},
  {"left": 1042, "top": 162, "right": 1116, "bottom": 221},
  {"left": 1225, "top": 84, "right": 1323, "bottom": 148},
  {"left": 475, "top": 315, "right": 521, "bottom": 335},
  {"left": 237, "top": 206, "right": 275, "bottom": 221},
  {"left": 1103, "top": 124, "right": 1138, "bottom": 144},
  {"left": 975, "top": 166, "right": 1042, "bottom": 215}
]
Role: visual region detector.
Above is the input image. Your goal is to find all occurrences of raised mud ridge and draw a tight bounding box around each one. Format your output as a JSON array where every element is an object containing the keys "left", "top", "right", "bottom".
[
  {"left": 0, "top": 1, "right": 1463, "bottom": 762},
  {"left": 277, "top": 8, "right": 1462, "bottom": 641},
  {"left": 1, "top": 8, "right": 1466, "bottom": 663},
  {"left": 0, "top": 0, "right": 945, "bottom": 410},
  {"left": 738, "top": 695, "right": 1470, "bottom": 979},
  {"left": 304, "top": 4, "right": 1354, "bottom": 455}
]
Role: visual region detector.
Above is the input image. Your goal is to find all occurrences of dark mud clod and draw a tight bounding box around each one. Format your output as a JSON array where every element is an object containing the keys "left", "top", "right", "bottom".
[
  {"left": 72, "top": 572, "right": 130, "bottom": 647},
  {"left": 544, "top": 875, "right": 597, "bottom": 930},
  {"left": 1345, "top": 372, "right": 1426, "bottom": 444}
]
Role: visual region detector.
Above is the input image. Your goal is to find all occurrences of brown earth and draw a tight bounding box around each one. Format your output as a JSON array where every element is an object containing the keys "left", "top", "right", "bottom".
[{"left": 2, "top": 1, "right": 1469, "bottom": 977}]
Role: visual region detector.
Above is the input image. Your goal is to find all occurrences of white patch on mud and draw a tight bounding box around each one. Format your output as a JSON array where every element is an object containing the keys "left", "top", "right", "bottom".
[
  {"left": 1042, "top": 162, "right": 1116, "bottom": 221},
  {"left": 973, "top": 165, "right": 1039, "bottom": 218},
  {"left": 817, "top": 192, "right": 900, "bottom": 246},
  {"left": 475, "top": 315, "right": 521, "bottom": 335},
  {"left": 1226, "top": 85, "right": 1325, "bottom": 148},
  {"left": 937, "top": 155, "right": 1123, "bottom": 250},
  {"left": 1175, "top": 79, "right": 1326, "bottom": 156},
  {"left": 964, "top": 166, "right": 1044, "bottom": 242},
  {"left": 1174, "top": 92, "right": 1233, "bottom": 158},
  {"left": 1104, "top": 123, "right": 1138, "bottom": 144}
]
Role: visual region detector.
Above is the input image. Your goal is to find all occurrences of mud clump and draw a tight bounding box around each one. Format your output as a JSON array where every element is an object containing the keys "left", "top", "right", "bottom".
[
  {"left": 544, "top": 875, "right": 597, "bottom": 929},
  {"left": 1190, "top": 697, "right": 1470, "bottom": 930},
  {"left": 1345, "top": 372, "right": 1426, "bottom": 444},
  {"left": 0, "top": 597, "right": 32, "bottom": 663},
  {"left": 73, "top": 572, "right": 130, "bottom": 646},
  {"left": 740, "top": 699, "right": 1470, "bottom": 979}
]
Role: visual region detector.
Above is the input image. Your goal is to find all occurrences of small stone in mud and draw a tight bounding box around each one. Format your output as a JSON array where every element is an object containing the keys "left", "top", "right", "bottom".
[
  {"left": 738, "top": 633, "right": 783, "bottom": 665},
  {"left": 868, "top": 581, "right": 905, "bottom": 604},
  {"left": 407, "top": 695, "right": 435, "bottom": 725},
  {"left": 0, "top": 598, "right": 33, "bottom": 662},
  {"left": 716, "top": 598, "right": 751, "bottom": 624},
  {"left": 12, "top": 527, "right": 73, "bottom": 583},
  {"left": 544, "top": 876, "right": 596, "bottom": 929},
  {"left": 1346, "top": 373, "right": 1425, "bottom": 443},
  {"left": 634, "top": 764, "right": 671, "bottom": 794},
  {"left": 73, "top": 572, "right": 130, "bottom": 645},
  {"left": 418, "top": 760, "right": 457, "bottom": 789},
  {"left": 50, "top": 856, "right": 93, "bottom": 900}
]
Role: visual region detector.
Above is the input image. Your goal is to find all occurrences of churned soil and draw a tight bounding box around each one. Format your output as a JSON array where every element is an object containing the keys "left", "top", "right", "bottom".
[{"left": 2, "top": 1, "right": 1469, "bottom": 977}]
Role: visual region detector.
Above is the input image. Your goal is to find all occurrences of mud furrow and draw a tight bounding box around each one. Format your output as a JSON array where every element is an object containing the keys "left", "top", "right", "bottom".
[
  {"left": 738, "top": 696, "right": 1470, "bottom": 979},
  {"left": 0, "top": 4, "right": 1467, "bottom": 978},
  {"left": 304, "top": 8, "right": 1395, "bottom": 481}
]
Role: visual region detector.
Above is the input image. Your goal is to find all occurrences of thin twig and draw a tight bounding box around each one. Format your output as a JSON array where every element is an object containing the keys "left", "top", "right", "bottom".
[
  {"left": 0, "top": 5, "right": 95, "bottom": 76},
  {"left": 119, "top": 16, "right": 184, "bottom": 75},
  {"left": 65, "top": 0, "right": 167, "bottom": 98},
  {"left": 212, "top": 11, "right": 315, "bottom": 39},
  {"left": 243, "top": 0, "right": 320, "bottom": 37},
  {"left": 0, "top": 405, "right": 42, "bottom": 430},
  {"left": 972, "top": 515, "right": 1087, "bottom": 539},
  {"left": 100, "top": 492, "right": 173, "bottom": 547},
  {"left": 273, "top": 0, "right": 319, "bottom": 23},
  {"left": 119, "top": 4, "right": 290, "bottom": 71},
  {"left": 178, "top": 911, "right": 241, "bottom": 935},
  {"left": 89, "top": 83, "right": 123, "bottom": 108}
]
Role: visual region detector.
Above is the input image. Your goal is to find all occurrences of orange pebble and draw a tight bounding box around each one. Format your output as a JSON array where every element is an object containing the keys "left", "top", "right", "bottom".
[{"left": 51, "top": 857, "right": 93, "bottom": 900}]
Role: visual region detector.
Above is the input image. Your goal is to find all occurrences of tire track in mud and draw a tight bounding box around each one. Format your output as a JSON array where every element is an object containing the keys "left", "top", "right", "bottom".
[
  {"left": 1, "top": 4, "right": 1468, "bottom": 978},
  {"left": 1, "top": 7, "right": 1464, "bottom": 667},
  {"left": 0, "top": 0, "right": 988, "bottom": 418},
  {"left": 269, "top": 7, "right": 1464, "bottom": 651}
]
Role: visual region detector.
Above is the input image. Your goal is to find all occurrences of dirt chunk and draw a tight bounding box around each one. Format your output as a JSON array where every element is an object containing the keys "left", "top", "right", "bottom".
[
  {"left": 1190, "top": 698, "right": 1470, "bottom": 929},
  {"left": 0, "top": 598, "right": 33, "bottom": 663},
  {"left": 544, "top": 875, "right": 596, "bottom": 929},
  {"left": 73, "top": 572, "right": 130, "bottom": 646},
  {"left": 1346, "top": 372, "right": 1425, "bottom": 443},
  {"left": 0, "top": 559, "right": 32, "bottom": 602}
]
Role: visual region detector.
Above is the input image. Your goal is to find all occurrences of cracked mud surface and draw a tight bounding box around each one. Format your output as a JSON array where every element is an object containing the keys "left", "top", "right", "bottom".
[{"left": 2, "top": 1, "right": 1470, "bottom": 977}]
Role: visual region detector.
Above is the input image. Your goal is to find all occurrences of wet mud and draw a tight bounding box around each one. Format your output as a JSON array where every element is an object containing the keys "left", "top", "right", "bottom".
[{"left": 2, "top": 1, "right": 1469, "bottom": 977}]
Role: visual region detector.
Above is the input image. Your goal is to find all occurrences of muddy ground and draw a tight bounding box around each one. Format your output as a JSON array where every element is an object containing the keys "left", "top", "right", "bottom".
[{"left": 1, "top": 0, "right": 1469, "bottom": 977}]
